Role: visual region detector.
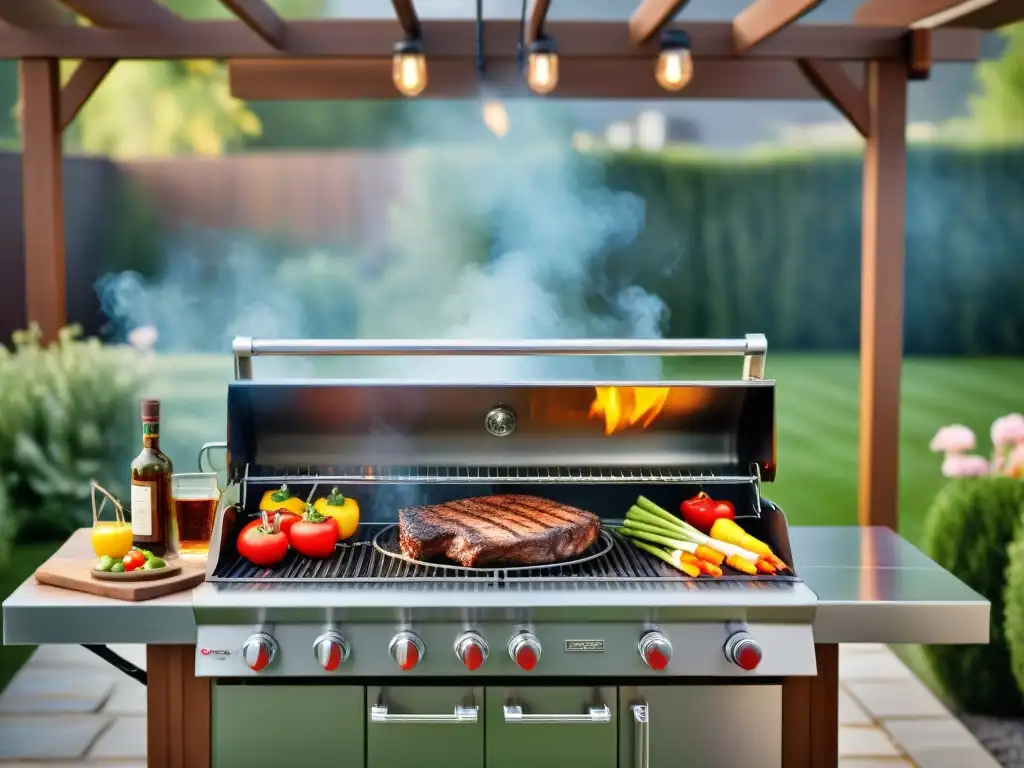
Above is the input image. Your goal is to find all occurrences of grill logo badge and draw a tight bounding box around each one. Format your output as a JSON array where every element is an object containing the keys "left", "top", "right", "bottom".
[
  {"left": 200, "top": 648, "right": 231, "bottom": 659},
  {"left": 485, "top": 406, "right": 517, "bottom": 437},
  {"left": 565, "top": 639, "right": 605, "bottom": 653}
]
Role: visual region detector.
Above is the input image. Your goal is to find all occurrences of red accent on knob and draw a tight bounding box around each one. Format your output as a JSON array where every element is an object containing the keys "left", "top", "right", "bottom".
[
  {"left": 398, "top": 643, "right": 419, "bottom": 672},
  {"left": 515, "top": 645, "right": 538, "bottom": 671},
  {"left": 323, "top": 643, "right": 342, "bottom": 671},
  {"left": 737, "top": 644, "right": 761, "bottom": 671},
  {"left": 646, "top": 647, "right": 669, "bottom": 671},
  {"left": 251, "top": 646, "right": 270, "bottom": 672},
  {"left": 463, "top": 644, "right": 484, "bottom": 671}
]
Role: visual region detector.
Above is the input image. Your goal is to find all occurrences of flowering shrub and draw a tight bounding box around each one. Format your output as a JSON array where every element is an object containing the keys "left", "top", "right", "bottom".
[{"left": 930, "top": 414, "right": 1024, "bottom": 478}]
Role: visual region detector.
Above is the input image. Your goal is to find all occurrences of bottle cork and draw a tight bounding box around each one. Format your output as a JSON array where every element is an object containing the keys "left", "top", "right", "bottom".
[{"left": 141, "top": 399, "right": 160, "bottom": 421}]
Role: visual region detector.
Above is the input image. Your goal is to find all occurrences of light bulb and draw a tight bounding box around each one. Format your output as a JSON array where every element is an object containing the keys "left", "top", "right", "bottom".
[
  {"left": 656, "top": 30, "right": 693, "bottom": 93},
  {"left": 526, "top": 37, "right": 559, "bottom": 95},
  {"left": 392, "top": 40, "right": 427, "bottom": 97},
  {"left": 482, "top": 99, "right": 510, "bottom": 137}
]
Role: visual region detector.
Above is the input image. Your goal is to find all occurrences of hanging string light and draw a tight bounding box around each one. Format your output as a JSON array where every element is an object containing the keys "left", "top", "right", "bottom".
[
  {"left": 526, "top": 36, "right": 559, "bottom": 95},
  {"left": 392, "top": 38, "right": 427, "bottom": 97},
  {"left": 656, "top": 30, "right": 693, "bottom": 92}
]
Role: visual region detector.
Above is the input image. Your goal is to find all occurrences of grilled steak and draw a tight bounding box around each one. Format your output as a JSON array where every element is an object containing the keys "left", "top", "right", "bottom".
[{"left": 398, "top": 494, "right": 601, "bottom": 568}]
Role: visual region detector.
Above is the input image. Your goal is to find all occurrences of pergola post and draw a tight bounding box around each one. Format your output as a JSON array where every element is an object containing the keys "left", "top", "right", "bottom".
[
  {"left": 19, "top": 58, "right": 66, "bottom": 345},
  {"left": 858, "top": 59, "right": 908, "bottom": 530}
]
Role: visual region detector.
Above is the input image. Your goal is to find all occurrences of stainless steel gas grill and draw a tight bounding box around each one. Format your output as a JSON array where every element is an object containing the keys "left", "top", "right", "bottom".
[{"left": 193, "top": 335, "right": 818, "bottom": 768}]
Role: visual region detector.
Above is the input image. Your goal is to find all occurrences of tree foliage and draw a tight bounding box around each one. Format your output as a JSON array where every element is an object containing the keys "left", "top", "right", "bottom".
[{"left": 968, "top": 23, "right": 1024, "bottom": 141}]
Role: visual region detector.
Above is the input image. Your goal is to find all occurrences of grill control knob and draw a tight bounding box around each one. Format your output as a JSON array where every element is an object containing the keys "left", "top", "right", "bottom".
[
  {"left": 508, "top": 631, "right": 541, "bottom": 671},
  {"left": 389, "top": 631, "right": 425, "bottom": 672},
  {"left": 724, "top": 631, "right": 763, "bottom": 671},
  {"left": 454, "top": 631, "right": 489, "bottom": 671},
  {"left": 241, "top": 632, "right": 278, "bottom": 672},
  {"left": 313, "top": 630, "right": 351, "bottom": 672},
  {"left": 638, "top": 631, "right": 673, "bottom": 671}
]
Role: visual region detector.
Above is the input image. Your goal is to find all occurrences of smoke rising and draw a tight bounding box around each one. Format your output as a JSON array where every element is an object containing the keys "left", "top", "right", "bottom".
[{"left": 95, "top": 98, "right": 669, "bottom": 381}]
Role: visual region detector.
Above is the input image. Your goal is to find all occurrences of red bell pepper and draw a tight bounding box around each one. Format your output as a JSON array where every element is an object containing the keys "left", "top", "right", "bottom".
[{"left": 679, "top": 491, "right": 735, "bottom": 533}]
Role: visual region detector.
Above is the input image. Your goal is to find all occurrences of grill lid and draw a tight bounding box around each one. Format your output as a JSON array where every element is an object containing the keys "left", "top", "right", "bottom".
[{"left": 225, "top": 336, "right": 775, "bottom": 481}]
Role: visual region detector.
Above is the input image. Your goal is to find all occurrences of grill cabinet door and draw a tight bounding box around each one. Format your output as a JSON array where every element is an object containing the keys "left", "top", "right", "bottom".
[
  {"left": 486, "top": 686, "right": 618, "bottom": 768},
  {"left": 619, "top": 685, "right": 782, "bottom": 768},
  {"left": 212, "top": 683, "right": 364, "bottom": 768},
  {"left": 367, "top": 686, "right": 484, "bottom": 768}
]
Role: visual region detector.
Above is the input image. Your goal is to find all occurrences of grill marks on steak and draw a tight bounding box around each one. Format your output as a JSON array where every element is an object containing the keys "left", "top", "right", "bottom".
[{"left": 398, "top": 494, "right": 601, "bottom": 568}]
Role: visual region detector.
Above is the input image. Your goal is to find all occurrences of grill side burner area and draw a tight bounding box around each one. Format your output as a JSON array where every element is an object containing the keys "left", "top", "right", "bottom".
[{"left": 193, "top": 336, "right": 818, "bottom": 768}]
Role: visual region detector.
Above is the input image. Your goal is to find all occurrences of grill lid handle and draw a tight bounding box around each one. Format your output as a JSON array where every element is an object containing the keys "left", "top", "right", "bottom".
[{"left": 232, "top": 335, "right": 767, "bottom": 380}]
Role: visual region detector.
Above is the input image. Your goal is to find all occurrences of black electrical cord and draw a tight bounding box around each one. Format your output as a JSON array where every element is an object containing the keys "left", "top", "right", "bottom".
[
  {"left": 476, "top": 0, "right": 485, "bottom": 77},
  {"left": 82, "top": 644, "right": 148, "bottom": 686},
  {"left": 517, "top": 0, "right": 528, "bottom": 73}
]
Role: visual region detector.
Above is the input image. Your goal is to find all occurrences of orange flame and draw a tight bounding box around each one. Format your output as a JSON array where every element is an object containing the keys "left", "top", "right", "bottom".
[{"left": 588, "top": 386, "right": 670, "bottom": 435}]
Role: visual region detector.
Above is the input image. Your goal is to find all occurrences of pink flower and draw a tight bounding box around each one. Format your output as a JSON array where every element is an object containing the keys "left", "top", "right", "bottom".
[
  {"left": 992, "top": 414, "right": 1024, "bottom": 447},
  {"left": 1007, "top": 443, "right": 1024, "bottom": 479},
  {"left": 941, "top": 453, "right": 991, "bottom": 478},
  {"left": 930, "top": 424, "right": 976, "bottom": 454}
]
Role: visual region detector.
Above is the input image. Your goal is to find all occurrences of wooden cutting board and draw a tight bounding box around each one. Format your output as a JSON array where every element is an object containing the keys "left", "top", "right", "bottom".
[{"left": 35, "top": 553, "right": 206, "bottom": 601}]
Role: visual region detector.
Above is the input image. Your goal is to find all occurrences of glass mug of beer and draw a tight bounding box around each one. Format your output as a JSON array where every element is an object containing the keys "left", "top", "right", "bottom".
[{"left": 171, "top": 472, "right": 220, "bottom": 558}]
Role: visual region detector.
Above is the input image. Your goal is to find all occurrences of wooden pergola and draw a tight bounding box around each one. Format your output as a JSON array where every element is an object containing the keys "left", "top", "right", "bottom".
[{"left": 0, "top": 0, "right": 1018, "bottom": 540}]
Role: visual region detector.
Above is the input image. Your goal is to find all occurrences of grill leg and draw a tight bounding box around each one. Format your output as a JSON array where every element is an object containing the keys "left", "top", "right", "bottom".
[
  {"left": 147, "top": 645, "right": 210, "bottom": 768},
  {"left": 781, "top": 643, "right": 839, "bottom": 768}
]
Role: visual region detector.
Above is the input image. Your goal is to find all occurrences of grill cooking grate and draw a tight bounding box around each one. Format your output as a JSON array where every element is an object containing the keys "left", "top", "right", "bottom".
[
  {"left": 210, "top": 524, "right": 798, "bottom": 588},
  {"left": 244, "top": 465, "right": 763, "bottom": 486}
]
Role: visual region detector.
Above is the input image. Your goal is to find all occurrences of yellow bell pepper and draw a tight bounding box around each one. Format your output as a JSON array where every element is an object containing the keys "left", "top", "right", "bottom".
[
  {"left": 313, "top": 488, "right": 360, "bottom": 541},
  {"left": 259, "top": 484, "right": 306, "bottom": 516}
]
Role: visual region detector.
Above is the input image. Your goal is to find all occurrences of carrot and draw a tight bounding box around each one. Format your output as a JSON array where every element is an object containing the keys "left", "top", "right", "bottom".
[
  {"left": 725, "top": 554, "right": 758, "bottom": 576},
  {"left": 678, "top": 551, "right": 700, "bottom": 564},
  {"left": 755, "top": 559, "right": 777, "bottom": 575},
  {"left": 696, "top": 559, "right": 723, "bottom": 578},
  {"left": 710, "top": 518, "right": 775, "bottom": 558},
  {"left": 694, "top": 544, "right": 725, "bottom": 566},
  {"left": 767, "top": 554, "right": 790, "bottom": 572}
]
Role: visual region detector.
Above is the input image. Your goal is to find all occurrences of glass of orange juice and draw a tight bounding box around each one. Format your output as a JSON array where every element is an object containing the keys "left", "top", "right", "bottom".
[{"left": 90, "top": 481, "right": 134, "bottom": 559}]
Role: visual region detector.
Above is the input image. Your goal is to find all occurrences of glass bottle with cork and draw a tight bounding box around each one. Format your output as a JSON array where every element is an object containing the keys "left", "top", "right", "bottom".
[{"left": 130, "top": 399, "right": 173, "bottom": 550}]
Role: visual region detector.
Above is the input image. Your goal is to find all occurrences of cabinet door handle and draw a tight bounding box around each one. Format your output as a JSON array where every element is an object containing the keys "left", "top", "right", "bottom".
[
  {"left": 370, "top": 705, "right": 478, "bottom": 723},
  {"left": 631, "top": 703, "right": 650, "bottom": 768},
  {"left": 503, "top": 704, "right": 611, "bottom": 724}
]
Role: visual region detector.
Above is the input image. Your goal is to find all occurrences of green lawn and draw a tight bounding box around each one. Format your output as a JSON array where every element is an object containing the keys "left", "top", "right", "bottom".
[{"left": 2, "top": 352, "right": 1021, "bottom": 696}]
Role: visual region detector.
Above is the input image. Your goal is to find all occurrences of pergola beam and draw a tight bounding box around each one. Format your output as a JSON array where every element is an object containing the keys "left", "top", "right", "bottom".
[
  {"left": 59, "top": 0, "right": 181, "bottom": 27},
  {"left": 218, "top": 1, "right": 287, "bottom": 49},
  {"left": 859, "top": 58, "right": 908, "bottom": 531},
  {"left": 734, "top": 0, "right": 825, "bottom": 52},
  {"left": 60, "top": 58, "right": 115, "bottom": 130},
  {"left": 391, "top": 0, "right": 421, "bottom": 38},
  {"left": 0, "top": 0, "right": 74, "bottom": 27},
  {"left": 229, "top": 57, "right": 826, "bottom": 100},
  {"left": 0, "top": 20, "right": 983, "bottom": 62},
  {"left": 526, "top": 0, "right": 553, "bottom": 43},
  {"left": 629, "top": 1, "right": 692, "bottom": 45},
  {"left": 19, "top": 60, "right": 66, "bottom": 345},
  {"left": 797, "top": 60, "right": 869, "bottom": 137},
  {"left": 854, "top": 0, "right": 1024, "bottom": 29}
]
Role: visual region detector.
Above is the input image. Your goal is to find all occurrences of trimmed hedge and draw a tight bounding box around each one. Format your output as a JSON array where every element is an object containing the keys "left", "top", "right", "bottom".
[
  {"left": 920, "top": 477, "right": 1024, "bottom": 716},
  {"left": 602, "top": 145, "right": 1024, "bottom": 355}
]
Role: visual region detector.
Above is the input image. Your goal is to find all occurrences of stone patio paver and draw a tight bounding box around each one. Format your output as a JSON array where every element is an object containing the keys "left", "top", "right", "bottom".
[
  {"left": 0, "top": 715, "right": 111, "bottom": 761},
  {"left": 0, "top": 642, "right": 1004, "bottom": 767},
  {"left": 88, "top": 715, "right": 146, "bottom": 762}
]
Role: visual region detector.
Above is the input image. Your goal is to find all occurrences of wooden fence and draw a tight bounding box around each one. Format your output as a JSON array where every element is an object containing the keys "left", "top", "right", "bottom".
[{"left": 0, "top": 151, "right": 409, "bottom": 341}]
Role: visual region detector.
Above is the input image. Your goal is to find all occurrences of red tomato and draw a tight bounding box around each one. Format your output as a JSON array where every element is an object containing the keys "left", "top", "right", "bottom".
[
  {"left": 679, "top": 492, "right": 735, "bottom": 534},
  {"left": 237, "top": 520, "right": 289, "bottom": 568},
  {"left": 122, "top": 550, "right": 146, "bottom": 571},
  {"left": 289, "top": 507, "right": 339, "bottom": 559}
]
